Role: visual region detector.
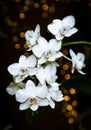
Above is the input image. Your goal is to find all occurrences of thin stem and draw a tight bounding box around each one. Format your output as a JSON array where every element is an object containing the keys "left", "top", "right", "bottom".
[
  {"left": 63, "top": 41, "right": 91, "bottom": 47},
  {"left": 63, "top": 54, "right": 72, "bottom": 61}
]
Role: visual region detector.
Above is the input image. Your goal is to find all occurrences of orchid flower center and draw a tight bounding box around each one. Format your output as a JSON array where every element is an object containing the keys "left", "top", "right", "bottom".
[
  {"left": 45, "top": 50, "right": 52, "bottom": 58},
  {"left": 61, "top": 25, "right": 69, "bottom": 35},
  {"left": 21, "top": 69, "right": 28, "bottom": 75},
  {"left": 30, "top": 97, "right": 37, "bottom": 104}
]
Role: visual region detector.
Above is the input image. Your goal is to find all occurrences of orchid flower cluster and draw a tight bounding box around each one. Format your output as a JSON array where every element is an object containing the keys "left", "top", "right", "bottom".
[{"left": 6, "top": 15, "right": 86, "bottom": 111}]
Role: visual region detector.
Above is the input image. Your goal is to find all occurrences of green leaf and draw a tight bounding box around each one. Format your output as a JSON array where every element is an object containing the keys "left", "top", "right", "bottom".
[
  {"left": 76, "top": 109, "right": 91, "bottom": 123},
  {"left": 63, "top": 41, "right": 91, "bottom": 47},
  {"left": 75, "top": 109, "right": 91, "bottom": 130},
  {"left": 61, "top": 76, "right": 91, "bottom": 96}
]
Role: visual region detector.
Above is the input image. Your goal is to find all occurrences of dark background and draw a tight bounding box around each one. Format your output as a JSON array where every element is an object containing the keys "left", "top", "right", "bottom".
[{"left": 0, "top": 0, "right": 91, "bottom": 130}]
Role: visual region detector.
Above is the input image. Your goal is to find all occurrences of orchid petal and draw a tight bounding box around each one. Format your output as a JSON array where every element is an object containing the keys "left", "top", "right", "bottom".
[
  {"left": 47, "top": 95, "right": 55, "bottom": 109},
  {"left": 15, "top": 89, "right": 29, "bottom": 102},
  {"left": 47, "top": 19, "right": 62, "bottom": 35},
  {"left": 38, "top": 54, "right": 47, "bottom": 64},
  {"left": 30, "top": 104, "right": 39, "bottom": 111},
  {"left": 65, "top": 28, "right": 78, "bottom": 37},
  {"left": 51, "top": 91, "right": 64, "bottom": 102},
  {"left": 77, "top": 69, "right": 86, "bottom": 75},
  {"left": 6, "top": 83, "right": 16, "bottom": 95},
  {"left": 38, "top": 98, "right": 49, "bottom": 106},
  {"left": 26, "top": 80, "right": 35, "bottom": 90},
  {"left": 15, "top": 75, "right": 27, "bottom": 83},
  {"left": 26, "top": 55, "right": 37, "bottom": 67},
  {"left": 28, "top": 68, "right": 37, "bottom": 75},
  {"left": 47, "top": 25, "right": 59, "bottom": 35},
  {"left": 32, "top": 37, "right": 47, "bottom": 57},
  {"left": 7, "top": 63, "right": 20, "bottom": 76},
  {"left": 45, "top": 63, "right": 57, "bottom": 75},
  {"left": 19, "top": 55, "right": 26, "bottom": 66},
  {"left": 25, "top": 30, "right": 33, "bottom": 42},
  {"left": 48, "top": 52, "right": 63, "bottom": 61},
  {"left": 35, "top": 24, "right": 40, "bottom": 33},
  {"left": 19, "top": 101, "right": 30, "bottom": 110},
  {"left": 62, "top": 15, "right": 75, "bottom": 27},
  {"left": 36, "top": 67, "right": 45, "bottom": 85},
  {"left": 55, "top": 31, "right": 64, "bottom": 40},
  {"left": 77, "top": 53, "right": 85, "bottom": 62},
  {"left": 36, "top": 86, "right": 48, "bottom": 98},
  {"left": 49, "top": 39, "right": 62, "bottom": 51}
]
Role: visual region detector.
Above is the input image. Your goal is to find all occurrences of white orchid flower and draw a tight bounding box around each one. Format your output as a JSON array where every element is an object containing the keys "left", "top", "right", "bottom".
[
  {"left": 15, "top": 80, "right": 49, "bottom": 111},
  {"left": 25, "top": 24, "right": 41, "bottom": 51},
  {"left": 7, "top": 54, "right": 37, "bottom": 83},
  {"left": 6, "top": 82, "right": 25, "bottom": 95},
  {"left": 32, "top": 36, "right": 63, "bottom": 64},
  {"left": 47, "top": 83, "right": 64, "bottom": 109},
  {"left": 47, "top": 15, "right": 78, "bottom": 40},
  {"left": 36, "top": 63, "right": 58, "bottom": 85},
  {"left": 69, "top": 49, "right": 86, "bottom": 75}
]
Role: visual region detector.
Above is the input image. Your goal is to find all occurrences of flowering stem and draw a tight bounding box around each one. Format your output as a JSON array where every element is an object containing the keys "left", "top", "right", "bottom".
[
  {"left": 63, "top": 54, "right": 72, "bottom": 61},
  {"left": 63, "top": 41, "right": 91, "bottom": 46}
]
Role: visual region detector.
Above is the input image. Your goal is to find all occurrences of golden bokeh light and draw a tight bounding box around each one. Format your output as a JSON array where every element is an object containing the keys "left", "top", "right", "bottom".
[
  {"left": 19, "top": 13, "right": 25, "bottom": 19},
  {"left": 63, "top": 89, "right": 69, "bottom": 95},
  {"left": 64, "top": 95, "right": 71, "bottom": 101},
  {"left": 62, "top": 50, "right": 68, "bottom": 55},
  {"left": 72, "top": 100, "right": 78, "bottom": 107},
  {"left": 7, "top": 20, "right": 13, "bottom": 26},
  {"left": 63, "top": 64, "right": 69, "bottom": 70},
  {"left": 69, "top": 88, "right": 76, "bottom": 95},
  {"left": 66, "top": 104, "right": 73, "bottom": 111},
  {"left": 24, "top": 43, "right": 29, "bottom": 49},
  {"left": 42, "top": 12, "right": 48, "bottom": 18},
  {"left": 71, "top": 110, "right": 78, "bottom": 117},
  {"left": 20, "top": 32, "right": 25, "bottom": 38},
  {"left": 60, "top": 69, "right": 65, "bottom": 75},
  {"left": 23, "top": 6, "right": 29, "bottom": 12},
  {"left": 68, "top": 117, "right": 75, "bottom": 124},
  {"left": 24, "top": 51, "right": 30, "bottom": 56},
  {"left": 15, "top": 43, "right": 21, "bottom": 49},
  {"left": 34, "top": 3, "right": 40, "bottom": 8},
  {"left": 48, "top": 6, "right": 55, "bottom": 14},
  {"left": 13, "top": 36, "right": 19, "bottom": 42},
  {"left": 42, "top": 4, "right": 49, "bottom": 11},
  {"left": 64, "top": 73, "right": 71, "bottom": 80},
  {"left": 13, "top": 21, "right": 19, "bottom": 27}
]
